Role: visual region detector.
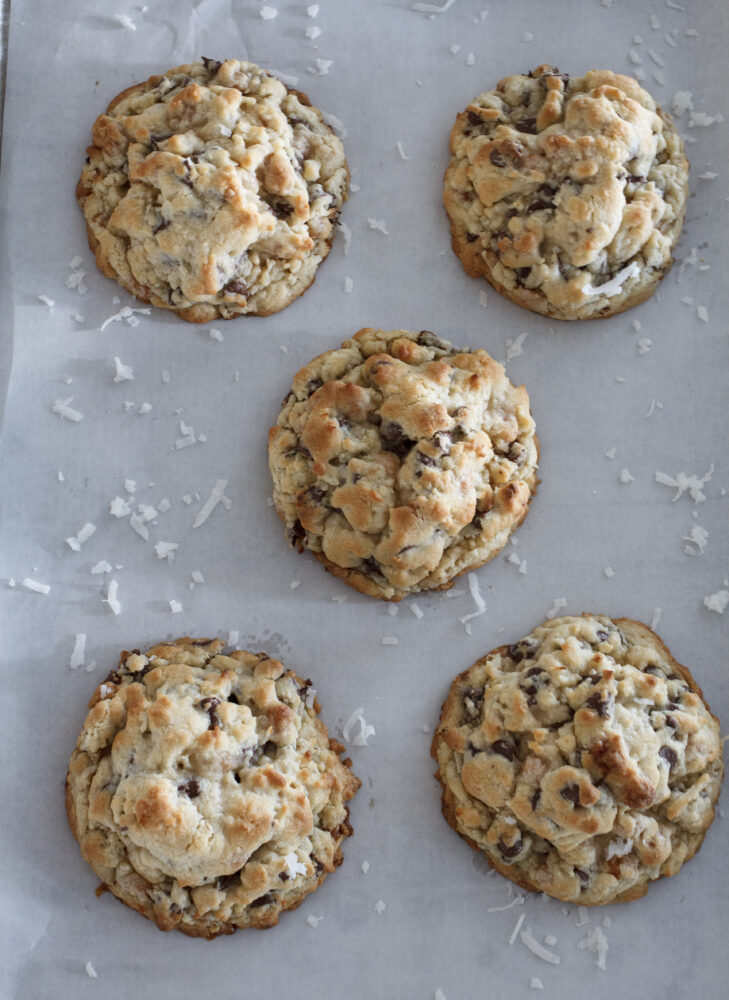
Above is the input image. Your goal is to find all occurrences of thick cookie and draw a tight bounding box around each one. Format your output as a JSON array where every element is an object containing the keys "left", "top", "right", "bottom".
[
  {"left": 432, "top": 616, "right": 723, "bottom": 905},
  {"left": 77, "top": 59, "right": 348, "bottom": 322},
  {"left": 269, "top": 328, "right": 538, "bottom": 601},
  {"left": 444, "top": 66, "right": 688, "bottom": 320},
  {"left": 66, "top": 638, "right": 360, "bottom": 937}
]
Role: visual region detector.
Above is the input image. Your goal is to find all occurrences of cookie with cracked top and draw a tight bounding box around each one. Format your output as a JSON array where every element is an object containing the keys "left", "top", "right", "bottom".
[
  {"left": 268, "top": 327, "right": 539, "bottom": 601},
  {"left": 65, "top": 637, "right": 360, "bottom": 937},
  {"left": 76, "top": 59, "right": 348, "bottom": 322},
  {"left": 432, "top": 615, "right": 723, "bottom": 905},
  {"left": 444, "top": 66, "right": 688, "bottom": 320}
]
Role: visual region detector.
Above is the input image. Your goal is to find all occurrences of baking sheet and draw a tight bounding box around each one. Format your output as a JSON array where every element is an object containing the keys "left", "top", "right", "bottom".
[{"left": 0, "top": 1, "right": 727, "bottom": 998}]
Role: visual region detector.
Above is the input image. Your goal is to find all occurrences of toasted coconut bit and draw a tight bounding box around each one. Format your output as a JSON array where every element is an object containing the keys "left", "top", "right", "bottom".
[
  {"left": 583, "top": 261, "right": 639, "bottom": 298},
  {"left": 52, "top": 397, "right": 83, "bottom": 422},
  {"left": 22, "top": 577, "right": 51, "bottom": 594},
  {"left": 704, "top": 589, "right": 729, "bottom": 614},
  {"left": 374, "top": 900, "right": 387, "bottom": 914},
  {"left": 85, "top": 962, "right": 98, "bottom": 978},
  {"left": 104, "top": 580, "right": 121, "bottom": 615},
  {"left": 69, "top": 633, "right": 87, "bottom": 670}
]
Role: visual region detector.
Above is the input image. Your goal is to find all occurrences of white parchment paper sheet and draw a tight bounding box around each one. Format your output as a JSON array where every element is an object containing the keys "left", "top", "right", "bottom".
[{"left": 0, "top": 2, "right": 727, "bottom": 998}]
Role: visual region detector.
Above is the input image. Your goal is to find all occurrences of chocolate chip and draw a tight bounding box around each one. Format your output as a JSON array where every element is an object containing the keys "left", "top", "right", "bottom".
[
  {"left": 178, "top": 779, "right": 200, "bottom": 798},
  {"left": 249, "top": 893, "right": 275, "bottom": 908},
  {"left": 360, "top": 556, "right": 382, "bottom": 579},
  {"left": 514, "top": 267, "right": 532, "bottom": 286},
  {"left": 524, "top": 667, "right": 543, "bottom": 678},
  {"left": 241, "top": 745, "right": 264, "bottom": 766},
  {"left": 288, "top": 519, "right": 306, "bottom": 550},
  {"left": 507, "top": 637, "right": 539, "bottom": 664},
  {"left": 225, "top": 278, "right": 248, "bottom": 297},
  {"left": 307, "top": 485, "right": 326, "bottom": 502},
  {"left": 381, "top": 422, "right": 415, "bottom": 459},
  {"left": 489, "top": 149, "right": 506, "bottom": 168},
  {"left": 497, "top": 838, "right": 523, "bottom": 860},
  {"left": 313, "top": 858, "right": 325, "bottom": 875},
  {"left": 262, "top": 740, "right": 278, "bottom": 757},
  {"left": 625, "top": 174, "right": 646, "bottom": 184},
  {"left": 227, "top": 693, "right": 240, "bottom": 705},
  {"left": 666, "top": 701, "right": 679, "bottom": 711},
  {"left": 659, "top": 746, "right": 678, "bottom": 768},
  {"left": 217, "top": 869, "right": 242, "bottom": 892},
  {"left": 491, "top": 740, "right": 516, "bottom": 761},
  {"left": 417, "top": 452, "right": 435, "bottom": 467},
  {"left": 153, "top": 219, "right": 170, "bottom": 234},
  {"left": 466, "top": 233, "right": 478, "bottom": 242},
  {"left": 560, "top": 783, "right": 581, "bottom": 807},
  {"left": 298, "top": 678, "right": 313, "bottom": 700},
  {"left": 531, "top": 788, "right": 541, "bottom": 810},
  {"left": 103, "top": 669, "right": 122, "bottom": 685},
  {"left": 526, "top": 198, "right": 553, "bottom": 213},
  {"left": 149, "top": 133, "right": 172, "bottom": 150},
  {"left": 516, "top": 117, "right": 537, "bottom": 134},
  {"left": 462, "top": 686, "right": 484, "bottom": 719},
  {"left": 199, "top": 696, "right": 221, "bottom": 729},
  {"left": 269, "top": 200, "right": 294, "bottom": 219},
  {"left": 595, "top": 630, "right": 608, "bottom": 641},
  {"left": 201, "top": 57, "right": 222, "bottom": 75},
  {"left": 417, "top": 330, "right": 450, "bottom": 351},
  {"left": 574, "top": 867, "right": 589, "bottom": 886},
  {"left": 585, "top": 693, "right": 610, "bottom": 719},
  {"left": 665, "top": 715, "right": 678, "bottom": 730},
  {"left": 306, "top": 378, "right": 323, "bottom": 395}
]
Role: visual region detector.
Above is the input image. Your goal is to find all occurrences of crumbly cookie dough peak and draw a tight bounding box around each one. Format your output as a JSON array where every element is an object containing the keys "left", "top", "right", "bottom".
[
  {"left": 66, "top": 637, "right": 360, "bottom": 937},
  {"left": 76, "top": 59, "right": 349, "bottom": 322},
  {"left": 269, "top": 328, "right": 539, "bottom": 601},
  {"left": 432, "top": 615, "right": 723, "bottom": 905},
  {"left": 444, "top": 65, "right": 688, "bottom": 321}
]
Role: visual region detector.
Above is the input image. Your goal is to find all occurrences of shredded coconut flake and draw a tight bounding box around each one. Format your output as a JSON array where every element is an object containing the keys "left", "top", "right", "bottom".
[
  {"left": 208, "top": 328, "right": 223, "bottom": 342},
  {"left": 479, "top": 290, "right": 489, "bottom": 308},
  {"left": 683, "top": 524, "right": 709, "bottom": 555},
  {"left": 530, "top": 980, "right": 544, "bottom": 991},
  {"left": 193, "top": 479, "right": 229, "bottom": 528},
  {"left": 605, "top": 447, "right": 616, "bottom": 459},
  {"left": 38, "top": 294, "right": 55, "bottom": 308},
  {"left": 367, "top": 218, "right": 390, "bottom": 235},
  {"left": 99, "top": 305, "right": 150, "bottom": 332},
  {"left": 305, "top": 25, "right": 321, "bottom": 39},
  {"left": 344, "top": 276, "right": 354, "bottom": 293},
  {"left": 342, "top": 707, "right": 375, "bottom": 746},
  {"left": 52, "top": 397, "right": 83, "bottom": 422},
  {"left": 381, "top": 636, "right": 399, "bottom": 646},
  {"left": 85, "top": 962, "right": 98, "bottom": 978},
  {"left": 169, "top": 600, "right": 183, "bottom": 614},
  {"left": 582, "top": 261, "right": 640, "bottom": 298},
  {"left": 547, "top": 597, "right": 567, "bottom": 618},
  {"left": 259, "top": 6, "right": 278, "bottom": 19},
  {"left": 374, "top": 900, "right": 386, "bottom": 914},
  {"left": 228, "top": 630, "right": 240, "bottom": 647},
  {"left": 577, "top": 926, "right": 609, "bottom": 970},
  {"left": 604, "top": 566, "right": 615, "bottom": 578},
  {"left": 704, "top": 589, "right": 729, "bottom": 614},
  {"left": 509, "top": 912, "right": 526, "bottom": 946},
  {"left": 655, "top": 465, "right": 713, "bottom": 503},
  {"left": 22, "top": 577, "right": 50, "bottom": 594},
  {"left": 70, "top": 633, "right": 87, "bottom": 670},
  {"left": 619, "top": 468, "right": 634, "bottom": 484},
  {"left": 91, "top": 561, "right": 112, "bottom": 575},
  {"left": 505, "top": 332, "right": 528, "bottom": 362},
  {"left": 520, "top": 927, "right": 560, "bottom": 964},
  {"left": 155, "top": 541, "right": 179, "bottom": 562},
  {"left": 412, "top": 0, "right": 458, "bottom": 12},
  {"left": 113, "top": 13, "right": 136, "bottom": 30},
  {"left": 689, "top": 111, "right": 724, "bottom": 127},
  {"left": 409, "top": 602, "right": 424, "bottom": 619},
  {"left": 458, "top": 573, "right": 486, "bottom": 626},
  {"left": 361, "top": 860, "right": 370, "bottom": 874},
  {"left": 306, "top": 914, "right": 323, "bottom": 928},
  {"left": 104, "top": 580, "right": 121, "bottom": 615},
  {"left": 466, "top": 52, "right": 475, "bottom": 66},
  {"left": 488, "top": 895, "right": 525, "bottom": 913},
  {"left": 396, "top": 141, "right": 411, "bottom": 160},
  {"left": 606, "top": 837, "right": 633, "bottom": 860},
  {"left": 306, "top": 3, "right": 319, "bottom": 15},
  {"left": 697, "top": 305, "right": 708, "bottom": 323},
  {"left": 284, "top": 851, "right": 307, "bottom": 878}
]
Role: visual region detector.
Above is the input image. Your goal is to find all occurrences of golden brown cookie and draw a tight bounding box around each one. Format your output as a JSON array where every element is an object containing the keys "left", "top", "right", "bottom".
[
  {"left": 66, "top": 638, "right": 360, "bottom": 937},
  {"left": 444, "top": 66, "right": 688, "bottom": 320},
  {"left": 77, "top": 59, "right": 348, "bottom": 322},
  {"left": 432, "top": 615, "right": 723, "bottom": 904},
  {"left": 268, "top": 328, "right": 539, "bottom": 601}
]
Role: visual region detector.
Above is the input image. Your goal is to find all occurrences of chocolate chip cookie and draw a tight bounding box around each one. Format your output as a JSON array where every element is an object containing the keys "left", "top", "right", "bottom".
[
  {"left": 66, "top": 638, "right": 360, "bottom": 937},
  {"left": 268, "top": 328, "right": 539, "bottom": 601},
  {"left": 444, "top": 66, "right": 688, "bottom": 320},
  {"left": 77, "top": 59, "right": 348, "bottom": 322},
  {"left": 432, "top": 615, "right": 723, "bottom": 905}
]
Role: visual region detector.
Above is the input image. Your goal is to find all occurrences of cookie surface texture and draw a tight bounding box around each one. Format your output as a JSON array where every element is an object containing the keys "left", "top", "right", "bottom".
[
  {"left": 268, "top": 328, "right": 539, "bottom": 601},
  {"left": 66, "top": 638, "right": 360, "bottom": 937},
  {"left": 77, "top": 59, "right": 348, "bottom": 321},
  {"left": 444, "top": 66, "right": 688, "bottom": 320},
  {"left": 432, "top": 615, "right": 723, "bottom": 905}
]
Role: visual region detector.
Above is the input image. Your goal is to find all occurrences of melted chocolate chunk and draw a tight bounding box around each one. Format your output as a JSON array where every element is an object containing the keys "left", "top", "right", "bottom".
[
  {"left": 417, "top": 451, "right": 435, "bottom": 467},
  {"left": 574, "top": 867, "right": 589, "bottom": 886},
  {"left": 313, "top": 858, "right": 325, "bottom": 875},
  {"left": 306, "top": 378, "right": 323, "bottom": 395},
  {"left": 417, "top": 330, "right": 450, "bottom": 351},
  {"left": 153, "top": 219, "right": 170, "bottom": 235},
  {"left": 149, "top": 133, "right": 172, "bottom": 150},
  {"left": 526, "top": 198, "right": 553, "bottom": 213},
  {"left": 489, "top": 149, "right": 506, "bottom": 168},
  {"left": 524, "top": 666, "right": 543, "bottom": 678},
  {"left": 497, "top": 838, "right": 523, "bottom": 860},
  {"left": 586, "top": 693, "right": 611, "bottom": 719},
  {"left": 269, "top": 200, "right": 294, "bottom": 219},
  {"left": 531, "top": 788, "right": 541, "bottom": 810},
  {"left": 659, "top": 745, "right": 678, "bottom": 768},
  {"left": 199, "top": 697, "right": 221, "bottom": 730},
  {"left": 462, "top": 686, "right": 485, "bottom": 719},
  {"left": 516, "top": 117, "right": 537, "bottom": 134},
  {"left": 665, "top": 715, "right": 678, "bottom": 730},
  {"left": 466, "top": 232, "right": 478, "bottom": 242},
  {"left": 289, "top": 519, "right": 306, "bottom": 550},
  {"left": 201, "top": 57, "right": 222, "bottom": 75},
  {"left": 298, "top": 678, "right": 313, "bottom": 700},
  {"left": 225, "top": 278, "right": 248, "bottom": 296},
  {"left": 595, "top": 630, "right": 608, "bottom": 641},
  {"left": 307, "top": 485, "right": 326, "bottom": 502},
  {"left": 241, "top": 745, "right": 264, "bottom": 767},
  {"left": 514, "top": 267, "right": 532, "bottom": 286},
  {"left": 625, "top": 174, "right": 646, "bottom": 184},
  {"left": 227, "top": 693, "right": 240, "bottom": 705},
  {"left": 560, "top": 783, "right": 581, "bottom": 807},
  {"left": 507, "top": 637, "right": 539, "bottom": 664},
  {"left": 178, "top": 779, "right": 201, "bottom": 798},
  {"left": 249, "top": 893, "right": 275, "bottom": 908},
  {"left": 217, "top": 869, "right": 243, "bottom": 892},
  {"left": 491, "top": 739, "right": 516, "bottom": 761},
  {"left": 381, "top": 421, "right": 415, "bottom": 459}
]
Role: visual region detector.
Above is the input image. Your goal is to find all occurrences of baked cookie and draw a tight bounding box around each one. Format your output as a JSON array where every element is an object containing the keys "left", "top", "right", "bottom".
[
  {"left": 432, "top": 615, "right": 723, "bottom": 905},
  {"left": 269, "top": 328, "right": 538, "bottom": 601},
  {"left": 77, "top": 59, "right": 348, "bottom": 322},
  {"left": 444, "top": 66, "right": 688, "bottom": 320},
  {"left": 66, "top": 638, "right": 360, "bottom": 937}
]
